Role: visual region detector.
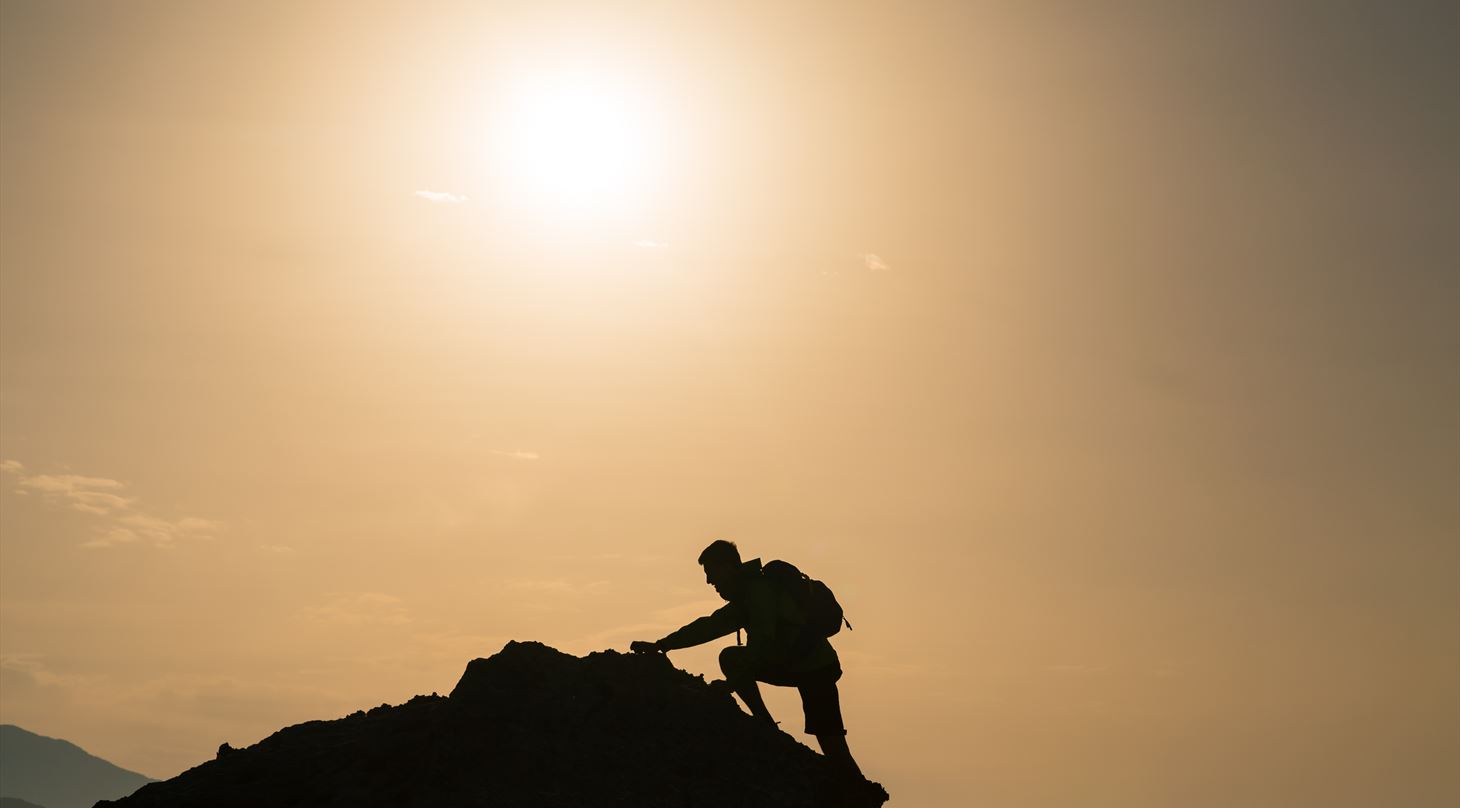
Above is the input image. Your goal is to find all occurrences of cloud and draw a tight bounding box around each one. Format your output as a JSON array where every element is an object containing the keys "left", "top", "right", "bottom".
[
  {"left": 506, "top": 578, "right": 610, "bottom": 596},
  {"left": 573, "top": 621, "right": 664, "bottom": 649},
  {"left": 861, "top": 253, "right": 891, "bottom": 271},
  {"left": 572, "top": 598, "right": 722, "bottom": 649},
  {"left": 838, "top": 650, "right": 952, "bottom": 680},
  {"left": 0, "top": 652, "right": 104, "bottom": 689},
  {"left": 0, "top": 657, "right": 350, "bottom": 750},
  {"left": 414, "top": 190, "right": 469, "bottom": 204},
  {"left": 79, "top": 514, "right": 223, "bottom": 549},
  {"left": 632, "top": 239, "right": 668, "bottom": 248},
  {"left": 258, "top": 544, "right": 298, "bottom": 555},
  {"left": 542, "top": 551, "right": 663, "bottom": 566},
  {"left": 504, "top": 578, "right": 612, "bottom": 615},
  {"left": 17, "top": 473, "right": 127, "bottom": 496},
  {"left": 302, "top": 593, "right": 412, "bottom": 627},
  {"left": 68, "top": 490, "right": 137, "bottom": 516},
  {"left": 489, "top": 449, "right": 540, "bottom": 461},
  {"left": 0, "top": 652, "right": 50, "bottom": 678},
  {"left": 407, "top": 629, "right": 510, "bottom": 666},
  {"left": 2, "top": 460, "right": 221, "bottom": 549}
]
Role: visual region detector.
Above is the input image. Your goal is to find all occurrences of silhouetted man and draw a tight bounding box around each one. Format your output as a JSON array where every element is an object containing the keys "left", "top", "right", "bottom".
[{"left": 632, "top": 540, "right": 865, "bottom": 781}]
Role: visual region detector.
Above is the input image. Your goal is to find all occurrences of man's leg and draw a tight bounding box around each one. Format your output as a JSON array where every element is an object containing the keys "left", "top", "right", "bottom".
[
  {"left": 814, "top": 733, "right": 865, "bottom": 780},
  {"left": 800, "top": 671, "right": 865, "bottom": 779},
  {"left": 718, "top": 646, "right": 776, "bottom": 725}
]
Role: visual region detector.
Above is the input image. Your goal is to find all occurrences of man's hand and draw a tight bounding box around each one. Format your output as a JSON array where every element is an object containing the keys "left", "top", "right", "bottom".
[{"left": 630, "top": 640, "right": 664, "bottom": 655}]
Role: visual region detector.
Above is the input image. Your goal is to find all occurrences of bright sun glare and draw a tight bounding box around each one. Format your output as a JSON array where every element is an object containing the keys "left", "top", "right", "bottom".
[{"left": 489, "top": 70, "right": 663, "bottom": 220}]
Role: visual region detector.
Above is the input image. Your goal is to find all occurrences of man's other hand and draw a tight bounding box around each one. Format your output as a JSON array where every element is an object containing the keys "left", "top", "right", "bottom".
[{"left": 630, "top": 640, "right": 664, "bottom": 655}]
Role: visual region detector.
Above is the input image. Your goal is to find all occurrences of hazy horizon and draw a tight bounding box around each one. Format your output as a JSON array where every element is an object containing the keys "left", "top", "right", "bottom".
[{"left": 2, "top": 2, "right": 1456, "bottom": 806}]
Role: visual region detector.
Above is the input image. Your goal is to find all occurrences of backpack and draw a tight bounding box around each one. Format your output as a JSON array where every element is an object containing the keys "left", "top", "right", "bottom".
[{"left": 762, "top": 559, "right": 852, "bottom": 638}]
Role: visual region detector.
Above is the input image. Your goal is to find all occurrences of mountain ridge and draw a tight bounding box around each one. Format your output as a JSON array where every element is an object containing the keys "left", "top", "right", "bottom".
[
  {"left": 0, "top": 724, "right": 154, "bottom": 808},
  {"left": 97, "top": 641, "right": 888, "bottom": 807}
]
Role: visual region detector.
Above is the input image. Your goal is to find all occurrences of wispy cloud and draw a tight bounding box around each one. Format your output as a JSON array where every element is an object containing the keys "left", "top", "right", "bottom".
[
  {"left": 504, "top": 577, "right": 613, "bottom": 615},
  {"left": 507, "top": 578, "right": 610, "bottom": 596},
  {"left": 632, "top": 239, "right": 668, "bottom": 249},
  {"left": 1, "top": 459, "right": 221, "bottom": 549},
  {"left": 489, "top": 449, "right": 540, "bottom": 461},
  {"left": 302, "top": 592, "right": 412, "bottom": 627},
  {"left": 572, "top": 598, "right": 722, "bottom": 650},
  {"left": 862, "top": 253, "right": 891, "bottom": 271},
  {"left": 839, "top": 650, "right": 952, "bottom": 680},
  {"left": 83, "top": 515, "right": 222, "bottom": 550},
  {"left": 0, "top": 652, "right": 105, "bottom": 690},
  {"left": 414, "top": 190, "right": 469, "bottom": 204},
  {"left": 0, "top": 654, "right": 354, "bottom": 751},
  {"left": 11, "top": 471, "right": 131, "bottom": 512}
]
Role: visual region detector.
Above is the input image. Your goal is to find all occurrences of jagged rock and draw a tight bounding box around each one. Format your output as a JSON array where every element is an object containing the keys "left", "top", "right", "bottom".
[{"left": 97, "top": 641, "right": 889, "bottom": 807}]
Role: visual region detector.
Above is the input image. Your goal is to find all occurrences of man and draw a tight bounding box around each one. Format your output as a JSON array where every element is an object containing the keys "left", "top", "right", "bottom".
[{"left": 631, "top": 539, "right": 865, "bottom": 780}]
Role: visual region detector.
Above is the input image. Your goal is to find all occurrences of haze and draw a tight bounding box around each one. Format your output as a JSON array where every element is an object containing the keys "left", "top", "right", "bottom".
[{"left": 2, "top": 2, "right": 1457, "bottom": 806}]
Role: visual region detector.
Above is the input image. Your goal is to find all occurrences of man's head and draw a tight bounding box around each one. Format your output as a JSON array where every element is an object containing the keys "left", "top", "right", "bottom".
[{"left": 698, "top": 539, "right": 742, "bottom": 601}]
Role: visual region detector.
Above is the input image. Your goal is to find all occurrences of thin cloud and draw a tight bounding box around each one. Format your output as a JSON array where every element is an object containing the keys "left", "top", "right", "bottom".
[
  {"left": 572, "top": 598, "right": 721, "bottom": 650},
  {"left": 862, "top": 253, "right": 891, "bottom": 271},
  {"left": 1, "top": 656, "right": 351, "bottom": 739},
  {"left": 0, "top": 652, "right": 103, "bottom": 689},
  {"left": 573, "top": 621, "right": 663, "bottom": 649},
  {"left": 414, "top": 190, "right": 469, "bottom": 204},
  {"left": 839, "top": 650, "right": 952, "bottom": 680},
  {"left": 80, "top": 514, "right": 221, "bottom": 550},
  {"left": 1, "top": 460, "right": 221, "bottom": 549},
  {"left": 507, "top": 578, "right": 610, "bottom": 596},
  {"left": 68, "top": 491, "right": 137, "bottom": 516},
  {"left": 489, "top": 449, "right": 540, "bottom": 461},
  {"left": 302, "top": 593, "right": 412, "bottom": 627},
  {"left": 632, "top": 239, "right": 668, "bottom": 248},
  {"left": 0, "top": 652, "right": 49, "bottom": 678}
]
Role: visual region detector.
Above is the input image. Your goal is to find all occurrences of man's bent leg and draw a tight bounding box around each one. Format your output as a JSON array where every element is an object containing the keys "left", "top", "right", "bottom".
[
  {"left": 815, "top": 733, "right": 865, "bottom": 780},
  {"left": 799, "top": 669, "right": 865, "bottom": 780},
  {"left": 718, "top": 646, "right": 775, "bottom": 726}
]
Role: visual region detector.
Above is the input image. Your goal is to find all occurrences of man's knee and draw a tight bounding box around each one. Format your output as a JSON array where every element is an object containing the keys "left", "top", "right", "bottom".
[{"left": 719, "top": 645, "right": 750, "bottom": 680}]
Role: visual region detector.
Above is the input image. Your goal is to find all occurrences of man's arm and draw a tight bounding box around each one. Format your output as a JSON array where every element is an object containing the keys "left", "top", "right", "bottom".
[{"left": 633, "top": 604, "right": 740, "bottom": 653}]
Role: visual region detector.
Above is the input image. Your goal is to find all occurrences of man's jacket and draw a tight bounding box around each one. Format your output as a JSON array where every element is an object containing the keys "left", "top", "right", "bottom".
[{"left": 657, "top": 558, "right": 839, "bottom": 674}]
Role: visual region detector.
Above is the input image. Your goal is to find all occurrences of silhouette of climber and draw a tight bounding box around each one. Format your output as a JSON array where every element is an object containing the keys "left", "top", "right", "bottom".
[{"left": 632, "top": 540, "right": 866, "bottom": 781}]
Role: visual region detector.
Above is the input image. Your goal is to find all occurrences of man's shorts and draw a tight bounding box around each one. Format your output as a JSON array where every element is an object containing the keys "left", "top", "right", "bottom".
[
  {"left": 776, "top": 663, "right": 846, "bottom": 733},
  {"left": 752, "top": 659, "right": 848, "bottom": 737}
]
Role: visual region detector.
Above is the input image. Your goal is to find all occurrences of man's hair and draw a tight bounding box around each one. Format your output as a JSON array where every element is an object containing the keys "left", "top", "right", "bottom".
[{"left": 697, "top": 539, "right": 741, "bottom": 568}]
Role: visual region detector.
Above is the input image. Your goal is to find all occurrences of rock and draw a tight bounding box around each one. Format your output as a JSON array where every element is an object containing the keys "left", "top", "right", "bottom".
[{"left": 96, "top": 641, "right": 889, "bottom": 807}]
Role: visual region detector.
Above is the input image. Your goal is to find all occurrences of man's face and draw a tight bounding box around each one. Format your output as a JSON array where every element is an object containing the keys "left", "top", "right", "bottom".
[{"left": 703, "top": 559, "right": 739, "bottom": 601}]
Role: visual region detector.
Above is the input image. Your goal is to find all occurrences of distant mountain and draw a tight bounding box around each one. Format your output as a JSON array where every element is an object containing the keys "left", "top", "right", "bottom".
[
  {"left": 0, "top": 725, "right": 154, "bottom": 808},
  {"left": 1, "top": 797, "right": 49, "bottom": 808},
  {"left": 100, "top": 641, "right": 889, "bottom": 807}
]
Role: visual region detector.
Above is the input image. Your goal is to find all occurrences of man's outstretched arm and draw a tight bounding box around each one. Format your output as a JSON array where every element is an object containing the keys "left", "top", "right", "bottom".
[{"left": 632, "top": 604, "right": 739, "bottom": 653}]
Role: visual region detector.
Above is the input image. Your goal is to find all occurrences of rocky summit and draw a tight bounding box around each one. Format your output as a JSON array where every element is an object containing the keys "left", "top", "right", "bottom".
[{"left": 98, "top": 641, "right": 890, "bottom": 807}]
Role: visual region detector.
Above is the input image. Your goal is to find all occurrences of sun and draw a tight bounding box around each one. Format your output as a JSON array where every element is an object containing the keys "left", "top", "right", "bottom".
[{"left": 487, "top": 68, "right": 665, "bottom": 221}]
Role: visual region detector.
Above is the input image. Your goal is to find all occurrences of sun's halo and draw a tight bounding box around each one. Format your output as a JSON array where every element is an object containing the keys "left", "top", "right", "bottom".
[{"left": 488, "top": 70, "right": 664, "bottom": 220}]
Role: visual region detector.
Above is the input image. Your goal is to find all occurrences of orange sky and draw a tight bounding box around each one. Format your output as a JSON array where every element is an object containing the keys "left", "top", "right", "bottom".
[{"left": 2, "top": 2, "right": 1457, "bottom": 805}]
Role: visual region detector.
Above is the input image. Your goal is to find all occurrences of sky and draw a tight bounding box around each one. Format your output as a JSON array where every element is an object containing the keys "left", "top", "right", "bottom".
[{"left": 1, "top": 2, "right": 1456, "bottom": 806}]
